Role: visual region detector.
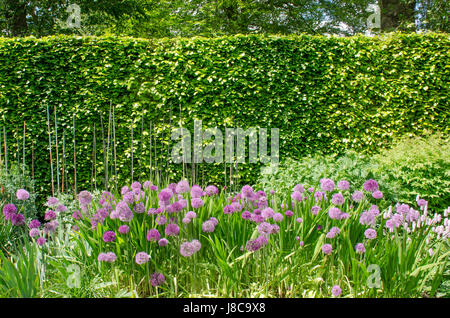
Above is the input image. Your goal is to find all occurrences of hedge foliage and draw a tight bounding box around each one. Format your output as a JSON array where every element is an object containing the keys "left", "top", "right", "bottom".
[{"left": 0, "top": 33, "right": 448, "bottom": 199}]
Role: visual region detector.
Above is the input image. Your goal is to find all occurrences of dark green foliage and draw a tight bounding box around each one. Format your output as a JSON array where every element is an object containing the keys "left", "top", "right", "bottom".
[{"left": 0, "top": 33, "right": 448, "bottom": 200}]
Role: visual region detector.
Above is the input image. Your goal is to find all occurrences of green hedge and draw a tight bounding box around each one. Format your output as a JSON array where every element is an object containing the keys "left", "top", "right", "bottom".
[{"left": 0, "top": 33, "right": 448, "bottom": 199}]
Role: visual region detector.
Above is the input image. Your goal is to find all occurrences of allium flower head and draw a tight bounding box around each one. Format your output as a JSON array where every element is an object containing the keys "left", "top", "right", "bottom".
[
  {"left": 209, "top": 217, "right": 219, "bottom": 226},
  {"left": 352, "top": 191, "right": 364, "bottom": 202},
  {"left": 291, "top": 191, "right": 303, "bottom": 202},
  {"left": 314, "top": 191, "right": 324, "bottom": 201},
  {"left": 202, "top": 220, "right": 215, "bottom": 233},
  {"left": 241, "top": 210, "right": 252, "bottom": 220},
  {"left": 190, "top": 185, "right": 203, "bottom": 198},
  {"left": 133, "top": 203, "right": 146, "bottom": 214},
  {"left": 364, "top": 228, "right": 377, "bottom": 239},
  {"left": 191, "top": 198, "right": 203, "bottom": 209},
  {"left": 257, "top": 222, "right": 273, "bottom": 235},
  {"left": 130, "top": 181, "right": 141, "bottom": 191},
  {"left": 326, "top": 227, "right": 340, "bottom": 239},
  {"left": 150, "top": 272, "right": 165, "bottom": 287},
  {"left": 311, "top": 206, "right": 320, "bottom": 216},
  {"left": 328, "top": 207, "right": 342, "bottom": 220},
  {"left": 180, "top": 242, "right": 195, "bottom": 257},
  {"left": 176, "top": 180, "right": 190, "bottom": 194},
  {"left": 285, "top": 210, "right": 294, "bottom": 217},
  {"left": 121, "top": 186, "right": 130, "bottom": 195},
  {"left": 363, "top": 179, "right": 379, "bottom": 192},
  {"left": 44, "top": 210, "right": 57, "bottom": 221},
  {"left": 102, "top": 231, "right": 116, "bottom": 242},
  {"left": 241, "top": 185, "right": 254, "bottom": 199},
  {"left": 273, "top": 213, "right": 283, "bottom": 222},
  {"left": 337, "top": 180, "right": 350, "bottom": 190},
  {"left": 372, "top": 190, "right": 383, "bottom": 199},
  {"left": 29, "top": 219, "right": 41, "bottom": 229},
  {"left": 417, "top": 198, "right": 427, "bottom": 207},
  {"left": 271, "top": 224, "right": 280, "bottom": 234},
  {"left": 135, "top": 252, "right": 150, "bottom": 265},
  {"left": 147, "top": 229, "right": 161, "bottom": 241},
  {"left": 36, "top": 237, "right": 46, "bottom": 246},
  {"left": 293, "top": 184, "right": 305, "bottom": 193},
  {"left": 191, "top": 239, "right": 202, "bottom": 252},
  {"left": 355, "top": 243, "right": 366, "bottom": 254},
  {"left": 157, "top": 215, "right": 167, "bottom": 225},
  {"left": 158, "top": 189, "right": 173, "bottom": 202},
  {"left": 143, "top": 181, "right": 152, "bottom": 189},
  {"left": 331, "top": 193, "right": 345, "bottom": 206},
  {"left": 331, "top": 285, "right": 342, "bottom": 297},
  {"left": 322, "top": 244, "right": 332, "bottom": 255},
  {"left": 47, "top": 197, "right": 59, "bottom": 206},
  {"left": 359, "top": 211, "right": 376, "bottom": 226},
  {"left": 320, "top": 178, "right": 335, "bottom": 192},
  {"left": 150, "top": 185, "right": 158, "bottom": 191},
  {"left": 78, "top": 190, "right": 92, "bottom": 205},
  {"left": 56, "top": 204, "right": 67, "bottom": 212},
  {"left": 3, "top": 203, "right": 17, "bottom": 220},
  {"left": 261, "top": 207, "right": 274, "bottom": 219},
  {"left": 158, "top": 238, "right": 169, "bottom": 247},
  {"left": 98, "top": 252, "right": 117, "bottom": 263},
  {"left": 16, "top": 189, "right": 30, "bottom": 200},
  {"left": 165, "top": 223, "right": 180, "bottom": 236},
  {"left": 116, "top": 201, "right": 133, "bottom": 222},
  {"left": 118, "top": 225, "right": 130, "bottom": 234},
  {"left": 29, "top": 228, "right": 39, "bottom": 238},
  {"left": 205, "top": 185, "right": 219, "bottom": 196},
  {"left": 185, "top": 211, "right": 197, "bottom": 219},
  {"left": 72, "top": 210, "right": 82, "bottom": 220}
]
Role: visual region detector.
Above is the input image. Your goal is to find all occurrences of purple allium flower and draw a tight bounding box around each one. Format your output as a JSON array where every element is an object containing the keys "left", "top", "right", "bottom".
[
  {"left": 29, "top": 219, "right": 41, "bottom": 229},
  {"left": 150, "top": 185, "right": 158, "bottom": 191},
  {"left": 372, "top": 190, "right": 383, "bottom": 199},
  {"left": 364, "top": 228, "right": 377, "bottom": 239},
  {"left": 158, "top": 189, "right": 173, "bottom": 202},
  {"left": 209, "top": 217, "right": 219, "bottom": 226},
  {"left": 97, "top": 208, "right": 109, "bottom": 220},
  {"left": 396, "top": 203, "right": 410, "bottom": 215},
  {"left": 176, "top": 180, "right": 190, "bottom": 194},
  {"left": 72, "top": 210, "right": 82, "bottom": 220},
  {"left": 363, "top": 179, "right": 379, "bottom": 192},
  {"left": 308, "top": 187, "right": 315, "bottom": 193},
  {"left": 337, "top": 180, "right": 350, "bottom": 191},
  {"left": 311, "top": 206, "right": 320, "bottom": 216},
  {"left": 352, "top": 190, "right": 364, "bottom": 202},
  {"left": 130, "top": 181, "right": 141, "bottom": 191},
  {"left": 291, "top": 191, "right": 303, "bottom": 202},
  {"left": 332, "top": 193, "right": 345, "bottom": 206},
  {"left": 272, "top": 213, "right": 283, "bottom": 222},
  {"left": 271, "top": 224, "right": 280, "bottom": 234},
  {"left": 157, "top": 215, "right": 167, "bottom": 226},
  {"left": 135, "top": 252, "right": 150, "bottom": 265},
  {"left": 246, "top": 239, "right": 263, "bottom": 252},
  {"left": 2, "top": 203, "right": 17, "bottom": 220},
  {"left": 328, "top": 207, "right": 342, "bottom": 220},
  {"left": 417, "top": 199, "right": 427, "bottom": 207},
  {"left": 223, "top": 205, "right": 234, "bottom": 214},
  {"left": 121, "top": 186, "right": 130, "bottom": 195},
  {"left": 44, "top": 210, "right": 57, "bottom": 221},
  {"left": 299, "top": 241, "right": 304, "bottom": 247},
  {"left": 355, "top": 243, "right": 366, "bottom": 254},
  {"left": 270, "top": 190, "right": 275, "bottom": 195},
  {"left": 314, "top": 191, "right": 324, "bottom": 201},
  {"left": 191, "top": 198, "right": 203, "bottom": 209},
  {"left": 165, "top": 223, "right": 180, "bottom": 236},
  {"left": 182, "top": 217, "right": 191, "bottom": 224},
  {"left": 102, "top": 231, "right": 116, "bottom": 243},
  {"left": 285, "top": 210, "right": 294, "bottom": 217},
  {"left": 16, "top": 189, "right": 30, "bottom": 200},
  {"left": 296, "top": 217, "right": 303, "bottom": 223},
  {"left": 241, "top": 185, "right": 255, "bottom": 199},
  {"left": 29, "top": 228, "right": 39, "bottom": 238},
  {"left": 56, "top": 204, "right": 67, "bottom": 212},
  {"left": 123, "top": 191, "right": 135, "bottom": 204},
  {"left": 261, "top": 207, "right": 274, "bottom": 219},
  {"left": 36, "top": 237, "right": 46, "bottom": 246},
  {"left": 180, "top": 242, "right": 195, "bottom": 257},
  {"left": 191, "top": 239, "right": 202, "bottom": 252},
  {"left": 359, "top": 211, "right": 376, "bottom": 226},
  {"left": 326, "top": 227, "right": 341, "bottom": 239},
  {"left": 257, "top": 222, "right": 273, "bottom": 235},
  {"left": 147, "top": 229, "right": 161, "bottom": 242},
  {"left": 241, "top": 210, "right": 252, "bottom": 220},
  {"left": 47, "top": 197, "right": 59, "bottom": 206},
  {"left": 118, "top": 225, "right": 130, "bottom": 234},
  {"left": 331, "top": 285, "right": 342, "bottom": 297},
  {"left": 317, "top": 224, "right": 323, "bottom": 231},
  {"left": 132, "top": 202, "right": 145, "bottom": 214},
  {"left": 78, "top": 190, "right": 92, "bottom": 205},
  {"left": 116, "top": 201, "right": 133, "bottom": 222},
  {"left": 201, "top": 220, "right": 215, "bottom": 233},
  {"left": 11, "top": 213, "right": 25, "bottom": 226},
  {"left": 143, "top": 181, "right": 152, "bottom": 189},
  {"left": 293, "top": 184, "right": 305, "bottom": 193},
  {"left": 322, "top": 244, "right": 332, "bottom": 255},
  {"left": 158, "top": 238, "right": 169, "bottom": 247},
  {"left": 320, "top": 178, "right": 335, "bottom": 192},
  {"left": 150, "top": 272, "right": 165, "bottom": 287},
  {"left": 256, "top": 235, "right": 269, "bottom": 246},
  {"left": 190, "top": 185, "right": 203, "bottom": 198},
  {"left": 186, "top": 211, "right": 197, "bottom": 219},
  {"left": 231, "top": 202, "right": 242, "bottom": 213},
  {"left": 205, "top": 185, "right": 219, "bottom": 196}
]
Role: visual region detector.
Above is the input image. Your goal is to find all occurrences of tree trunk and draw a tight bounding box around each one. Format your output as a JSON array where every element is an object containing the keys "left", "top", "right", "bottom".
[
  {"left": 4, "top": 0, "right": 28, "bottom": 36},
  {"left": 380, "top": 0, "right": 416, "bottom": 31}
]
